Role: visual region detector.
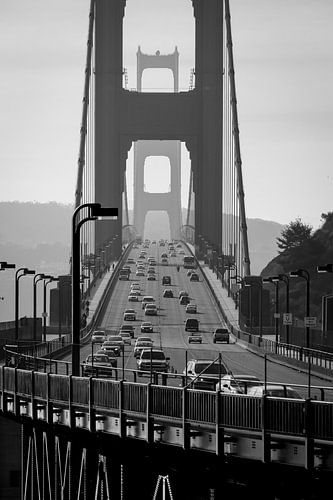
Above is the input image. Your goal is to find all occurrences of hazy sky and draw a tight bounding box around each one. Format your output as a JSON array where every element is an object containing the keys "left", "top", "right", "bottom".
[{"left": 1, "top": 0, "right": 332, "bottom": 229}]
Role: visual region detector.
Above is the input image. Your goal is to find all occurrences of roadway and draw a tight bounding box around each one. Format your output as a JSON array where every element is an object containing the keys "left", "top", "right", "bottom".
[{"left": 66, "top": 240, "right": 333, "bottom": 400}]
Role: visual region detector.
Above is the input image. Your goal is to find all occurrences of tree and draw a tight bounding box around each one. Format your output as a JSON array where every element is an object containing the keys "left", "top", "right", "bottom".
[{"left": 276, "top": 218, "right": 312, "bottom": 252}]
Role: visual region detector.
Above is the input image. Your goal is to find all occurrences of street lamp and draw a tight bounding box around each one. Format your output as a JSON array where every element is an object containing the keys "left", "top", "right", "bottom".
[
  {"left": 43, "top": 277, "right": 59, "bottom": 342},
  {"left": 273, "top": 274, "right": 291, "bottom": 344},
  {"left": 290, "top": 269, "right": 310, "bottom": 349},
  {"left": 0, "top": 262, "right": 16, "bottom": 271},
  {"left": 15, "top": 268, "right": 35, "bottom": 340},
  {"left": 245, "top": 280, "right": 263, "bottom": 340},
  {"left": 262, "top": 277, "right": 280, "bottom": 344},
  {"left": 317, "top": 264, "right": 333, "bottom": 273},
  {"left": 33, "top": 274, "right": 52, "bottom": 342},
  {"left": 72, "top": 203, "right": 118, "bottom": 376}
]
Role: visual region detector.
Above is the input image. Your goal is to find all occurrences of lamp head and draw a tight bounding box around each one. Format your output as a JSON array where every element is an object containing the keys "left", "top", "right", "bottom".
[{"left": 317, "top": 264, "right": 333, "bottom": 274}]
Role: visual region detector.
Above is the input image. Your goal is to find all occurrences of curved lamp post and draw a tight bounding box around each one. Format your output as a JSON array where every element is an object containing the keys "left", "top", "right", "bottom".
[
  {"left": 33, "top": 274, "right": 52, "bottom": 342},
  {"left": 15, "top": 268, "right": 35, "bottom": 340},
  {"left": 43, "top": 277, "right": 59, "bottom": 342},
  {"left": 72, "top": 203, "right": 118, "bottom": 376},
  {"left": 245, "top": 280, "right": 263, "bottom": 340},
  {"left": 263, "top": 277, "right": 280, "bottom": 345},
  {"left": 273, "top": 274, "right": 290, "bottom": 344},
  {"left": 290, "top": 269, "right": 310, "bottom": 349}
]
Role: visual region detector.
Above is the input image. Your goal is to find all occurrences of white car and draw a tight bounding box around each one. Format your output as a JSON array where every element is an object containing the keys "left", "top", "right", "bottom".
[
  {"left": 91, "top": 330, "right": 107, "bottom": 343},
  {"left": 123, "top": 309, "right": 136, "bottom": 321},
  {"left": 142, "top": 296, "right": 155, "bottom": 309},
  {"left": 141, "top": 322, "right": 153, "bottom": 333},
  {"left": 131, "top": 284, "right": 141, "bottom": 292},
  {"left": 128, "top": 293, "right": 139, "bottom": 302},
  {"left": 144, "top": 304, "right": 158, "bottom": 316},
  {"left": 216, "top": 374, "right": 261, "bottom": 394},
  {"left": 136, "top": 270, "right": 145, "bottom": 277},
  {"left": 119, "top": 331, "right": 132, "bottom": 345},
  {"left": 134, "top": 340, "right": 154, "bottom": 357},
  {"left": 186, "top": 304, "right": 197, "bottom": 314}
]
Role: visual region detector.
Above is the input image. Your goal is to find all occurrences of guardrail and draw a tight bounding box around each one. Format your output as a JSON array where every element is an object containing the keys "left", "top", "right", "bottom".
[{"left": 2, "top": 366, "right": 333, "bottom": 445}]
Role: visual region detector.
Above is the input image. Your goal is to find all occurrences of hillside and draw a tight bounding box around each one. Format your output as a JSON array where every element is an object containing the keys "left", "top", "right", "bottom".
[{"left": 261, "top": 214, "right": 333, "bottom": 323}]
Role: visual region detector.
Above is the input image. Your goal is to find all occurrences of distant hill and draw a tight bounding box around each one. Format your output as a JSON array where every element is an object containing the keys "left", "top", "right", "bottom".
[{"left": 261, "top": 213, "right": 333, "bottom": 321}]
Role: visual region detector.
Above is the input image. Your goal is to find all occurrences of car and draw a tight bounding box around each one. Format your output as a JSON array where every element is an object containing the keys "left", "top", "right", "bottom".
[
  {"left": 134, "top": 340, "right": 154, "bottom": 357},
  {"left": 83, "top": 354, "right": 114, "bottom": 377},
  {"left": 128, "top": 293, "right": 139, "bottom": 302},
  {"left": 140, "top": 322, "right": 153, "bottom": 333},
  {"left": 94, "top": 349, "right": 118, "bottom": 366},
  {"left": 137, "top": 349, "right": 170, "bottom": 374},
  {"left": 162, "top": 276, "right": 171, "bottom": 285},
  {"left": 170, "top": 252, "right": 177, "bottom": 257},
  {"left": 246, "top": 384, "right": 302, "bottom": 399},
  {"left": 131, "top": 283, "right": 141, "bottom": 292},
  {"left": 102, "top": 338, "right": 124, "bottom": 356},
  {"left": 141, "top": 296, "right": 155, "bottom": 309},
  {"left": 123, "top": 309, "right": 136, "bottom": 321},
  {"left": 100, "top": 342, "right": 121, "bottom": 357},
  {"left": 186, "top": 303, "right": 197, "bottom": 314},
  {"left": 119, "top": 331, "right": 132, "bottom": 345},
  {"left": 127, "top": 258, "right": 135, "bottom": 265},
  {"left": 179, "top": 291, "right": 189, "bottom": 299},
  {"left": 161, "top": 258, "right": 168, "bottom": 265},
  {"left": 147, "top": 267, "right": 155, "bottom": 273},
  {"left": 118, "top": 269, "right": 130, "bottom": 280},
  {"left": 161, "top": 253, "right": 168, "bottom": 259},
  {"left": 91, "top": 330, "right": 107, "bottom": 343},
  {"left": 190, "top": 272, "right": 199, "bottom": 282},
  {"left": 144, "top": 304, "right": 158, "bottom": 316},
  {"left": 163, "top": 289, "right": 174, "bottom": 298},
  {"left": 147, "top": 274, "right": 156, "bottom": 281},
  {"left": 180, "top": 295, "right": 191, "bottom": 305},
  {"left": 216, "top": 374, "right": 261, "bottom": 394},
  {"left": 179, "top": 249, "right": 185, "bottom": 255},
  {"left": 176, "top": 243, "right": 182, "bottom": 248},
  {"left": 136, "top": 270, "right": 145, "bottom": 277},
  {"left": 188, "top": 334, "right": 202, "bottom": 344},
  {"left": 119, "top": 324, "right": 135, "bottom": 338},
  {"left": 184, "top": 359, "right": 229, "bottom": 390},
  {"left": 213, "top": 328, "right": 230, "bottom": 344},
  {"left": 185, "top": 318, "right": 199, "bottom": 332},
  {"left": 136, "top": 336, "right": 152, "bottom": 343}
]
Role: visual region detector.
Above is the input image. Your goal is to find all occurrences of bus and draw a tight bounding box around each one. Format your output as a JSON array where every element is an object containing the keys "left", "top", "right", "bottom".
[{"left": 183, "top": 256, "right": 197, "bottom": 269}]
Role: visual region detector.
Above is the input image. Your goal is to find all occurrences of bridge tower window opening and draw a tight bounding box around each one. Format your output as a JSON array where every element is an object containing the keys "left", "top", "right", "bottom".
[
  {"left": 141, "top": 68, "right": 175, "bottom": 93},
  {"left": 144, "top": 156, "right": 171, "bottom": 193},
  {"left": 123, "top": 0, "right": 195, "bottom": 92}
]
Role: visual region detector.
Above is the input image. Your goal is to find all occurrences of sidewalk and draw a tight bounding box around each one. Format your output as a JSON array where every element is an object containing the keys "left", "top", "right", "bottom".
[
  {"left": 200, "top": 262, "right": 333, "bottom": 382},
  {"left": 85, "top": 263, "right": 117, "bottom": 325}
]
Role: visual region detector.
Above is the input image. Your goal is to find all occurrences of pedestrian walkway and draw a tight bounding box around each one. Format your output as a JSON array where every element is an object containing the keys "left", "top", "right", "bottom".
[
  {"left": 85, "top": 263, "right": 117, "bottom": 325},
  {"left": 199, "top": 262, "right": 239, "bottom": 329}
]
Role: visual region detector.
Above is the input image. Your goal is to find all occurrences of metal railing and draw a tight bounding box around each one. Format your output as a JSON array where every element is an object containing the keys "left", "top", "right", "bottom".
[{"left": 2, "top": 366, "right": 333, "bottom": 443}]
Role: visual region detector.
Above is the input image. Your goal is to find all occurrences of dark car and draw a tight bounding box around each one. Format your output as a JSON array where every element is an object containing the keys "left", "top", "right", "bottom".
[
  {"left": 162, "top": 276, "right": 171, "bottom": 285},
  {"left": 190, "top": 272, "right": 199, "bottom": 282},
  {"left": 163, "top": 289, "right": 174, "bottom": 298},
  {"left": 180, "top": 295, "right": 191, "bottom": 305},
  {"left": 213, "top": 328, "right": 229, "bottom": 344},
  {"left": 185, "top": 318, "right": 199, "bottom": 332}
]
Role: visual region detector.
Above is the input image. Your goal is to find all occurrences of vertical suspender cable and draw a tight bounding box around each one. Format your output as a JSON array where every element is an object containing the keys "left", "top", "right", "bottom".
[{"left": 225, "top": 0, "right": 251, "bottom": 276}]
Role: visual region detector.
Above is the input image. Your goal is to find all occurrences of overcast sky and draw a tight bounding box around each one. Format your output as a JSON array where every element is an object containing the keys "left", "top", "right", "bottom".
[{"left": 1, "top": 0, "right": 332, "bottom": 229}]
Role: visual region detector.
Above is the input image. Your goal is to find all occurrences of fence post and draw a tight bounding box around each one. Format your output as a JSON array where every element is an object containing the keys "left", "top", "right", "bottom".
[
  {"left": 146, "top": 383, "right": 153, "bottom": 443},
  {"left": 261, "top": 394, "right": 270, "bottom": 463},
  {"left": 182, "top": 387, "right": 190, "bottom": 450},
  {"left": 304, "top": 398, "right": 314, "bottom": 470},
  {"left": 118, "top": 380, "right": 126, "bottom": 438},
  {"left": 89, "top": 376, "right": 96, "bottom": 433},
  {"left": 215, "top": 390, "right": 224, "bottom": 457}
]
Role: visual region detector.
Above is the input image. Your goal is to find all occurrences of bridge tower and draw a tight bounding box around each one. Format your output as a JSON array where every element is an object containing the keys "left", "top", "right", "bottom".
[
  {"left": 95, "top": 0, "right": 223, "bottom": 254},
  {"left": 133, "top": 47, "right": 182, "bottom": 240}
]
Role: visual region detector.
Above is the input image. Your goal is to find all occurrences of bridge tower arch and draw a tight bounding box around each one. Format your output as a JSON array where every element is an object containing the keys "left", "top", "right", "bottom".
[{"left": 95, "top": 0, "right": 223, "bottom": 255}]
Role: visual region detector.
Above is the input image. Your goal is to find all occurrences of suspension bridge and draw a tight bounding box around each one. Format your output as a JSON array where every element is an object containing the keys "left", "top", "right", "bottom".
[{"left": 1, "top": 1, "right": 333, "bottom": 499}]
